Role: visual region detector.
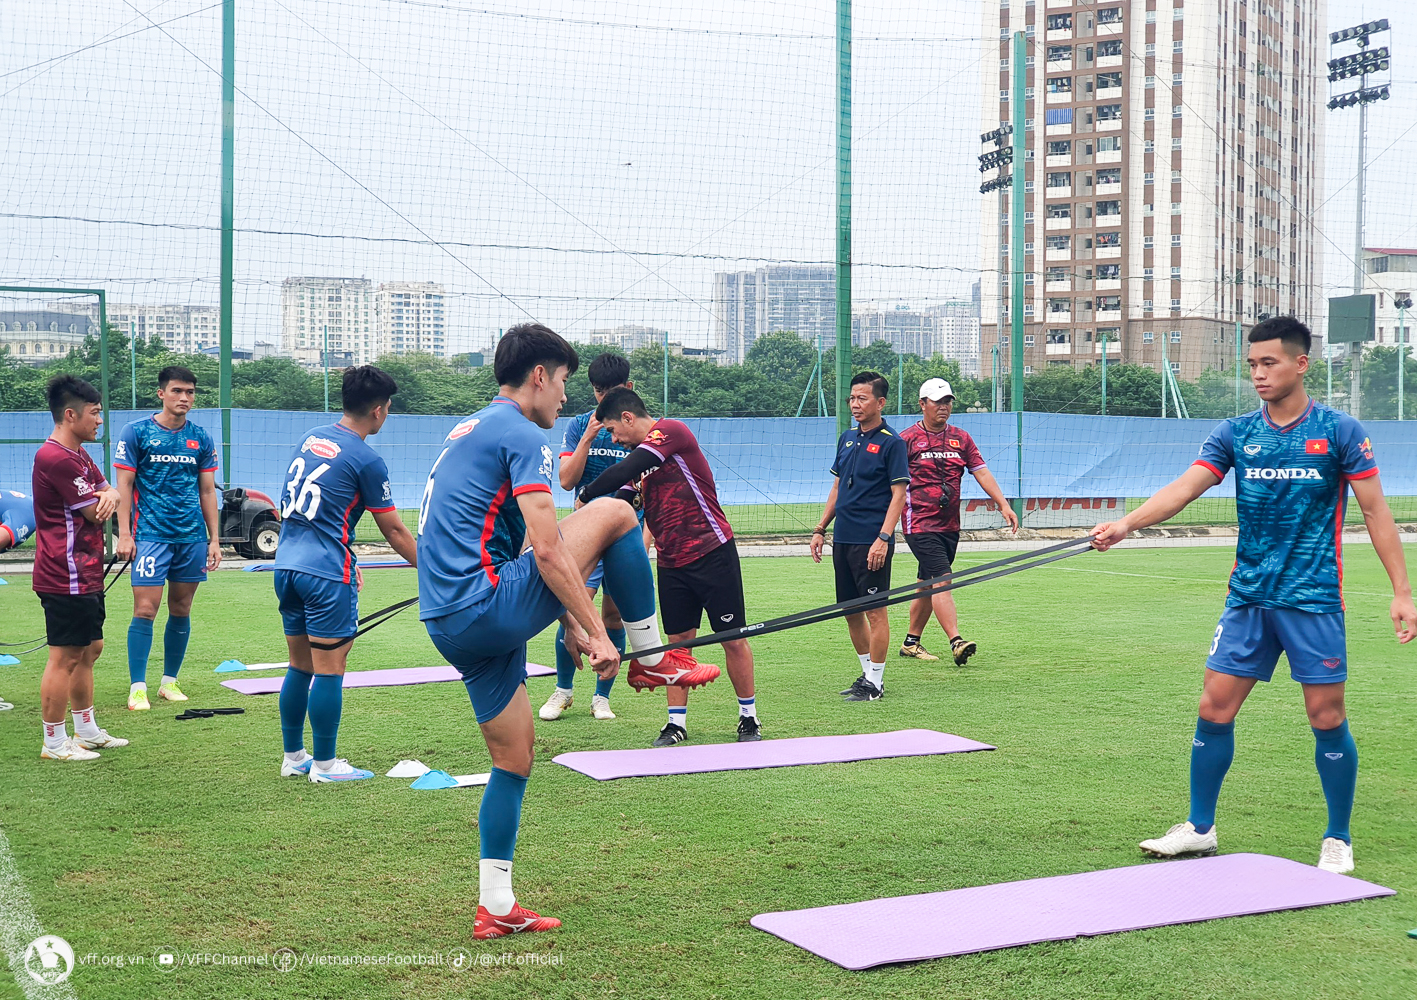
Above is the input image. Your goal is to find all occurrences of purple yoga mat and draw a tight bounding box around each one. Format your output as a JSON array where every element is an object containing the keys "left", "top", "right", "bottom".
[
  {"left": 220, "top": 662, "right": 553, "bottom": 695},
  {"left": 751, "top": 853, "right": 1395, "bottom": 969},
  {"left": 552, "top": 729, "right": 994, "bottom": 780}
]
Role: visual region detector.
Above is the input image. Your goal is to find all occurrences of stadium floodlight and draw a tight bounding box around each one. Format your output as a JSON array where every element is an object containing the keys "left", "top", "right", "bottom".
[
  {"left": 980, "top": 173, "right": 1012, "bottom": 194},
  {"left": 1328, "top": 17, "right": 1393, "bottom": 419},
  {"left": 980, "top": 124, "right": 1013, "bottom": 146},
  {"left": 977, "top": 147, "right": 1014, "bottom": 173}
]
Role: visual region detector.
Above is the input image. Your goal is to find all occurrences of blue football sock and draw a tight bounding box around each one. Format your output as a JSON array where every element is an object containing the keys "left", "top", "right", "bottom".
[
  {"left": 597, "top": 628, "right": 625, "bottom": 698},
  {"left": 1313, "top": 720, "right": 1358, "bottom": 844},
  {"left": 479, "top": 766, "right": 529, "bottom": 861},
  {"left": 163, "top": 615, "right": 191, "bottom": 679},
  {"left": 554, "top": 624, "right": 577, "bottom": 690},
  {"left": 127, "top": 617, "right": 154, "bottom": 686},
  {"left": 307, "top": 674, "right": 343, "bottom": 761},
  {"left": 1187, "top": 717, "right": 1235, "bottom": 835},
  {"left": 600, "top": 527, "right": 656, "bottom": 623},
  {"left": 278, "top": 668, "right": 313, "bottom": 754}
]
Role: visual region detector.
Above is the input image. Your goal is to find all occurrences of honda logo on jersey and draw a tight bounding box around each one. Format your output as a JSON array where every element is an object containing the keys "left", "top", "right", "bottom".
[{"left": 1243, "top": 467, "right": 1322, "bottom": 480}]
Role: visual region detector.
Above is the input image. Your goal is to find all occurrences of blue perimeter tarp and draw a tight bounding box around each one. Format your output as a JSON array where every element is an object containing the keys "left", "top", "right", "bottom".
[{"left": 3, "top": 408, "right": 1417, "bottom": 509}]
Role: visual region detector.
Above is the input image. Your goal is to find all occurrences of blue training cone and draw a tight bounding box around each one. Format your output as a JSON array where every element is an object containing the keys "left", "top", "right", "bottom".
[
  {"left": 0, "top": 655, "right": 20, "bottom": 666},
  {"left": 0, "top": 576, "right": 9, "bottom": 584},
  {"left": 410, "top": 769, "right": 459, "bottom": 790},
  {"left": 214, "top": 659, "right": 247, "bottom": 673}
]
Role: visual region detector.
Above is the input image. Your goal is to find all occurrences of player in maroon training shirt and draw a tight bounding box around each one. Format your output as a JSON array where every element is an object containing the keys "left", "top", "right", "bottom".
[
  {"left": 581, "top": 387, "right": 761, "bottom": 746},
  {"left": 31, "top": 375, "right": 128, "bottom": 760},
  {"left": 898, "top": 378, "right": 1018, "bottom": 665}
]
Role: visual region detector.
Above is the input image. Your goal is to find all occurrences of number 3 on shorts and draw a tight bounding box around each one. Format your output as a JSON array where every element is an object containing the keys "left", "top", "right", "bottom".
[{"left": 1209, "top": 623, "right": 1223, "bottom": 656}]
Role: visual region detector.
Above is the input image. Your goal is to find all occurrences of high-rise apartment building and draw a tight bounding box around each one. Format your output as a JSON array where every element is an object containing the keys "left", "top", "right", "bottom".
[
  {"left": 712, "top": 265, "right": 835, "bottom": 364},
  {"left": 375, "top": 281, "right": 446, "bottom": 358},
  {"left": 281, "top": 277, "right": 376, "bottom": 367},
  {"left": 105, "top": 304, "right": 220, "bottom": 356},
  {"left": 978, "top": 0, "right": 1324, "bottom": 381}
]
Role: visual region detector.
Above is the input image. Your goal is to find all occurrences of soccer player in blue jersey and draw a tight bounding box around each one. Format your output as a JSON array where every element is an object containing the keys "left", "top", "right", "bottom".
[
  {"left": 417, "top": 323, "right": 710, "bottom": 940},
  {"left": 0, "top": 489, "right": 36, "bottom": 552},
  {"left": 1092, "top": 317, "right": 1416, "bottom": 874},
  {"left": 114, "top": 366, "right": 221, "bottom": 710},
  {"left": 274, "top": 366, "right": 418, "bottom": 783},
  {"left": 539, "top": 352, "right": 638, "bottom": 723}
]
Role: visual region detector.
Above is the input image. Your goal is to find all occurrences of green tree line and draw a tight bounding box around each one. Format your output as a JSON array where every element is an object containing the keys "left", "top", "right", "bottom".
[{"left": 0, "top": 327, "right": 1402, "bottom": 420}]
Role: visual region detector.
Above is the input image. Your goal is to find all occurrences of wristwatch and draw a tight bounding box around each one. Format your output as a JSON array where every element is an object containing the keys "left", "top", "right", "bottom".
[{"left": 877, "top": 531, "right": 892, "bottom": 543}]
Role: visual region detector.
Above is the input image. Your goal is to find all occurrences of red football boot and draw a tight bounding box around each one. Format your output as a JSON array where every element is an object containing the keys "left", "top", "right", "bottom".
[
  {"left": 473, "top": 902, "right": 562, "bottom": 940},
  {"left": 625, "top": 648, "right": 721, "bottom": 691}
]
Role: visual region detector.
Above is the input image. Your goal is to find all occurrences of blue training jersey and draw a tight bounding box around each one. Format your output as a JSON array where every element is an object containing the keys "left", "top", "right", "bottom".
[
  {"left": 0, "top": 489, "right": 35, "bottom": 548},
  {"left": 1194, "top": 401, "right": 1378, "bottom": 614},
  {"left": 560, "top": 408, "right": 643, "bottom": 520},
  {"left": 274, "top": 422, "right": 396, "bottom": 585},
  {"left": 114, "top": 415, "right": 218, "bottom": 543},
  {"left": 417, "top": 396, "right": 555, "bottom": 620}
]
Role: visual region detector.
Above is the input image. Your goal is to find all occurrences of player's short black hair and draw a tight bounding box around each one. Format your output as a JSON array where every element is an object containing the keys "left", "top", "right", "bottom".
[
  {"left": 495, "top": 322, "right": 579, "bottom": 387},
  {"left": 1248, "top": 315, "right": 1311, "bottom": 356},
  {"left": 158, "top": 365, "right": 197, "bottom": 388},
  {"left": 595, "top": 386, "right": 650, "bottom": 423},
  {"left": 46, "top": 374, "right": 101, "bottom": 424},
  {"left": 341, "top": 365, "right": 400, "bottom": 416},
  {"left": 850, "top": 370, "right": 889, "bottom": 399},
  {"left": 587, "top": 352, "right": 631, "bottom": 392}
]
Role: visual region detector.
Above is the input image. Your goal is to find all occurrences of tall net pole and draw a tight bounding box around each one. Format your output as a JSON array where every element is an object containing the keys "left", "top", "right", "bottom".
[
  {"left": 834, "top": 0, "right": 852, "bottom": 434},
  {"left": 219, "top": 0, "right": 235, "bottom": 488},
  {"left": 1009, "top": 30, "right": 1025, "bottom": 521}
]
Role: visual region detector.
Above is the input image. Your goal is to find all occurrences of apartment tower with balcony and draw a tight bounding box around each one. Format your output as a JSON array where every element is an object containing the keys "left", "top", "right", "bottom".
[{"left": 978, "top": 0, "right": 1324, "bottom": 381}]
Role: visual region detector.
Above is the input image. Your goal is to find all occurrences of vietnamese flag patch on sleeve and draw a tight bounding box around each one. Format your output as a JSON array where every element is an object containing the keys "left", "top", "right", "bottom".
[{"left": 1305, "top": 439, "right": 1329, "bottom": 455}]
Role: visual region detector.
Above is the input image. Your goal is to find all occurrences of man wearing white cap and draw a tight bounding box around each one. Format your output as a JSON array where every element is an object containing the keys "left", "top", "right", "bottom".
[{"left": 898, "top": 378, "right": 1018, "bottom": 664}]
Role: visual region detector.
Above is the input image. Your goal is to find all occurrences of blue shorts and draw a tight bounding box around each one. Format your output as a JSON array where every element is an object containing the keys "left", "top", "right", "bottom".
[
  {"left": 1205, "top": 605, "right": 1348, "bottom": 684},
  {"left": 132, "top": 539, "right": 208, "bottom": 586},
  {"left": 586, "top": 559, "right": 605, "bottom": 590},
  {"left": 274, "top": 569, "right": 359, "bottom": 639},
  {"left": 425, "top": 549, "right": 564, "bottom": 724}
]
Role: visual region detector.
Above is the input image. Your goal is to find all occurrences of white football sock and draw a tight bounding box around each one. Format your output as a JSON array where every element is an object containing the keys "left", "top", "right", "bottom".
[
  {"left": 284, "top": 749, "right": 307, "bottom": 763},
  {"left": 668, "top": 707, "right": 687, "bottom": 731},
  {"left": 623, "top": 614, "right": 664, "bottom": 667},
  {"left": 314, "top": 758, "right": 335, "bottom": 770},
  {"left": 738, "top": 697, "right": 757, "bottom": 719},
  {"left": 555, "top": 686, "right": 573, "bottom": 697},
  {"left": 858, "top": 652, "right": 871, "bottom": 673},
  {"left": 130, "top": 682, "right": 147, "bottom": 694},
  {"left": 42, "top": 720, "right": 67, "bottom": 750},
  {"left": 71, "top": 706, "right": 100, "bottom": 739},
  {"left": 161, "top": 675, "right": 177, "bottom": 686},
  {"left": 866, "top": 661, "right": 885, "bottom": 688},
  {"left": 479, "top": 858, "right": 516, "bottom": 916}
]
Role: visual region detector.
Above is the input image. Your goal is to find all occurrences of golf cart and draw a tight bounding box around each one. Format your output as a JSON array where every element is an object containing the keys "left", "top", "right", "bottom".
[{"left": 221, "top": 487, "right": 281, "bottom": 560}]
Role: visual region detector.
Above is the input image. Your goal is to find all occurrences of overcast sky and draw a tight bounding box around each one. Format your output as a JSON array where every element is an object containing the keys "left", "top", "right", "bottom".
[{"left": 1, "top": 0, "right": 1414, "bottom": 354}]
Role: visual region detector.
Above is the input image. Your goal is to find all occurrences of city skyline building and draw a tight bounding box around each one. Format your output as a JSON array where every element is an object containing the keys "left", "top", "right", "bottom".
[
  {"left": 375, "top": 281, "right": 446, "bottom": 358},
  {"left": 978, "top": 0, "right": 1325, "bottom": 381},
  {"left": 280, "top": 277, "right": 376, "bottom": 367}
]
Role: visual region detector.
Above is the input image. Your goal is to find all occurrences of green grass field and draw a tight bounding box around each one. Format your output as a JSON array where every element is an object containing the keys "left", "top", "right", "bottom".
[{"left": 1, "top": 546, "right": 1416, "bottom": 999}]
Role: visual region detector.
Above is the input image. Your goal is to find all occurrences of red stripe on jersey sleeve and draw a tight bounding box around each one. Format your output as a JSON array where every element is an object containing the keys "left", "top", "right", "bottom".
[
  {"left": 558, "top": 451, "right": 575, "bottom": 458},
  {"left": 512, "top": 483, "right": 552, "bottom": 496},
  {"left": 1347, "top": 467, "right": 1379, "bottom": 480},
  {"left": 1192, "top": 460, "right": 1225, "bottom": 480},
  {"left": 112, "top": 463, "right": 137, "bottom": 472},
  {"left": 365, "top": 505, "right": 397, "bottom": 514}
]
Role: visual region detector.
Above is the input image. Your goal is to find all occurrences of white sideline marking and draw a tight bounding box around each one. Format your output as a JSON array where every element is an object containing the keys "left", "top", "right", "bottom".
[{"left": 0, "top": 824, "right": 78, "bottom": 1000}]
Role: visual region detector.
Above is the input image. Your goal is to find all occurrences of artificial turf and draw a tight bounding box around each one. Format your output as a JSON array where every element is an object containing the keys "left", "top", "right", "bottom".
[{"left": 0, "top": 545, "right": 1414, "bottom": 999}]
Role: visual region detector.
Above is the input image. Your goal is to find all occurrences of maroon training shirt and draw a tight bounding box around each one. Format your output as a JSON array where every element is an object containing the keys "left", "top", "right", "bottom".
[
  {"left": 899, "top": 421, "right": 986, "bottom": 534},
  {"left": 31, "top": 439, "right": 109, "bottom": 595},
  {"left": 633, "top": 419, "right": 733, "bottom": 569}
]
